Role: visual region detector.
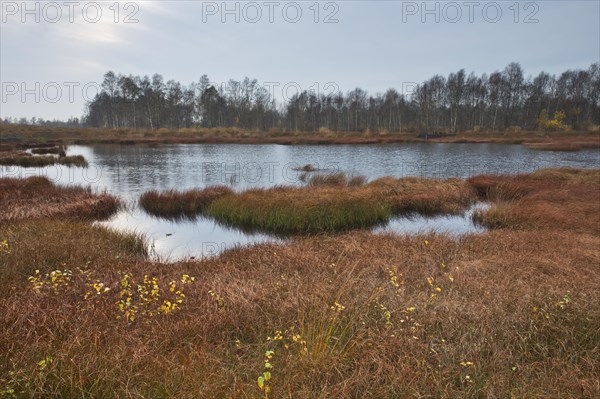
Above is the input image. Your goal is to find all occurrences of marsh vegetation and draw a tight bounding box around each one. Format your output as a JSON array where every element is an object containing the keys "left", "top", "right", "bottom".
[
  {"left": 0, "top": 168, "right": 598, "bottom": 398},
  {"left": 139, "top": 173, "right": 476, "bottom": 234}
]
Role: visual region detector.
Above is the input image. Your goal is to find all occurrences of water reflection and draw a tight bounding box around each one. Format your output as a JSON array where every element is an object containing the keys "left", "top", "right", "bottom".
[
  {"left": 96, "top": 208, "right": 280, "bottom": 262},
  {"left": 2, "top": 143, "right": 598, "bottom": 200},
  {"left": 2, "top": 143, "right": 598, "bottom": 260},
  {"left": 374, "top": 203, "right": 490, "bottom": 237}
]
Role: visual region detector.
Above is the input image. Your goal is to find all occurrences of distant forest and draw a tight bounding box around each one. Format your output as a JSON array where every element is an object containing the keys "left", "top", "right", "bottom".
[{"left": 4, "top": 63, "right": 599, "bottom": 133}]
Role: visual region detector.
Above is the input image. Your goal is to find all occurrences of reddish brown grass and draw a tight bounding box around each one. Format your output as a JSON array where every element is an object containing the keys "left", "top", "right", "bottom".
[
  {"left": 30, "top": 146, "right": 66, "bottom": 156},
  {"left": 0, "top": 151, "right": 87, "bottom": 167},
  {"left": 469, "top": 168, "right": 600, "bottom": 233},
  {"left": 140, "top": 186, "right": 233, "bottom": 219},
  {"left": 0, "top": 227, "right": 598, "bottom": 397},
  {"left": 0, "top": 169, "right": 598, "bottom": 398},
  {"left": 370, "top": 176, "right": 476, "bottom": 214},
  {"left": 2, "top": 124, "right": 599, "bottom": 150},
  {"left": 0, "top": 176, "right": 120, "bottom": 222},
  {"left": 0, "top": 220, "right": 146, "bottom": 287},
  {"left": 526, "top": 136, "right": 600, "bottom": 151}
]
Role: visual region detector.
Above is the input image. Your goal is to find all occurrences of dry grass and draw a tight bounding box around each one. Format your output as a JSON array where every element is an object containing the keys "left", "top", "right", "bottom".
[
  {"left": 18, "top": 142, "right": 62, "bottom": 149},
  {"left": 30, "top": 146, "right": 67, "bottom": 157},
  {"left": 300, "top": 171, "right": 367, "bottom": 187},
  {"left": 370, "top": 176, "right": 476, "bottom": 215},
  {"left": 0, "top": 151, "right": 87, "bottom": 167},
  {"left": 527, "top": 142, "right": 583, "bottom": 151},
  {"left": 140, "top": 186, "right": 233, "bottom": 219},
  {"left": 526, "top": 136, "right": 600, "bottom": 151},
  {"left": 434, "top": 130, "right": 600, "bottom": 151},
  {"left": 0, "top": 228, "right": 598, "bottom": 397},
  {"left": 0, "top": 125, "right": 409, "bottom": 146},
  {"left": 301, "top": 171, "right": 350, "bottom": 186},
  {"left": 2, "top": 124, "right": 599, "bottom": 150},
  {"left": 0, "top": 220, "right": 147, "bottom": 288},
  {"left": 0, "top": 168, "right": 598, "bottom": 398},
  {"left": 469, "top": 168, "right": 600, "bottom": 233},
  {"left": 56, "top": 155, "right": 87, "bottom": 166},
  {"left": 0, "top": 176, "right": 120, "bottom": 222}
]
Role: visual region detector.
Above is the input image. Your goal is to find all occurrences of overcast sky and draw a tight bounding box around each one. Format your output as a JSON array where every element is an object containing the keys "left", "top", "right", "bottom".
[{"left": 1, "top": 0, "right": 599, "bottom": 120}]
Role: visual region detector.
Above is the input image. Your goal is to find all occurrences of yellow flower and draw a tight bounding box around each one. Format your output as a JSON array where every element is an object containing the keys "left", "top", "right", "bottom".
[{"left": 330, "top": 302, "right": 345, "bottom": 312}]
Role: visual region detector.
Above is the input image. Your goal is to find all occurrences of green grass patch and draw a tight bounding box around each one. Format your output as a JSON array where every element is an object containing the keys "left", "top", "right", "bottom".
[
  {"left": 205, "top": 186, "right": 392, "bottom": 234},
  {"left": 139, "top": 175, "right": 476, "bottom": 235}
]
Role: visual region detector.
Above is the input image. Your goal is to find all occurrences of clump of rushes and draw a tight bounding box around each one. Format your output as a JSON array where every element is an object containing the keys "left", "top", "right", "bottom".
[
  {"left": 204, "top": 176, "right": 475, "bottom": 234},
  {"left": 205, "top": 186, "right": 392, "bottom": 234},
  {"left": 138, "top": 175, "right": 476, "bottom": 234},
  {"left": 57, "top": 155, "right": 87, "bottom": 166},
  {"left": 299, "top": 171, "right": 367, "bottom": 188},
  {"left": 30, "top": 146, "right": 67, "bottom": 157},
  {"left": 0, "top": 153, "right": 87, "bottom": 167},
  {"left": 300, "top": 171, "right": 358, "bottom": 187},
  {"left": 369, "top": 176, "right": 475, "bottom": 215},
  {"left": 139, "top": 186, "right": 233, "bottom": 219}
]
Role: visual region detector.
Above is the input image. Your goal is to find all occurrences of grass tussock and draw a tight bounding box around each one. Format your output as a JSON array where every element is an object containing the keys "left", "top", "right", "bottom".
[
  {"left": 206, "top": 185, "right": 392, "bottom": 234},
  {"left": 139, "top": 186, "right": 233, "bottom": 219},
  {"left": 301, "top": 171, "right": 367, "bottom": 187},
  {"left": 469, "top": 168, "right": 600, "bottom": 233},
  {"left": 204, "top": 176, "right": 476, "bottom": 234},
  {"left": 30, "top": 146, "right": 67, "bottom": 157},
  {"left": 0, "top": 176, "right": 120, "bottom": 222},
  {"left": 0, "top": 152, "right": 87, "bottom": 167},
  {"left": 370, "top": 176, "right": 476, "bottom": 214},
  {"left": 57, "top": 155, "right": 87, "bottom": 166},
  {"left": 19, "top": 142, "right": 62, "bottom": 149}
]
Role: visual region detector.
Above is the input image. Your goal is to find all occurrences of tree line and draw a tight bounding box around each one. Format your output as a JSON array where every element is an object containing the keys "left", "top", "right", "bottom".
[{"left": 4, "top": 62, "right": 599, "bottom": 133}]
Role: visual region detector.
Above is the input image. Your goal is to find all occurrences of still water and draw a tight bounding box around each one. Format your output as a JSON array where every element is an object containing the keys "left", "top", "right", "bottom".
[{"left": 2, "top": 143, "right": 598, "bottom": 260}]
